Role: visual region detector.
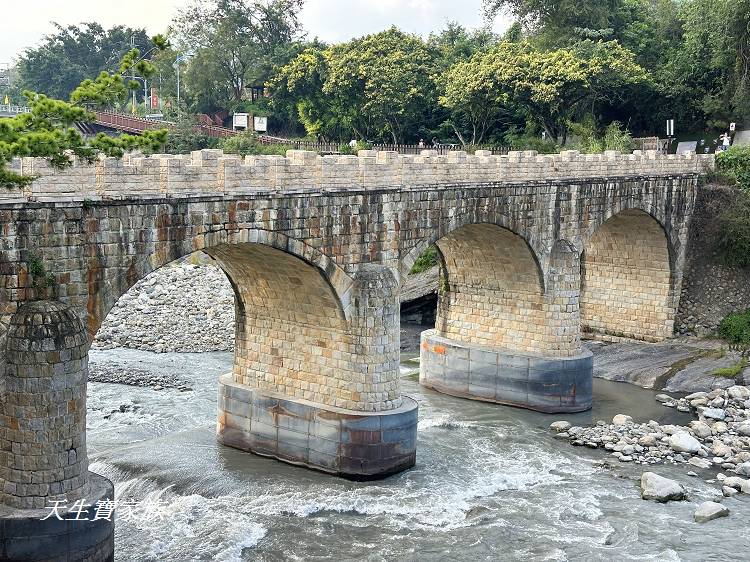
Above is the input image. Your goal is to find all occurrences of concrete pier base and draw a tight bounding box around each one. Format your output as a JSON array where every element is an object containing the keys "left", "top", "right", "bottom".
[
  {"left": 420, "top": 330, "right": 593, "bottom": 413},
  {"left": 0, "top": 472, "right": 115, "bottom": 562},
  {"left": 217, "top": 375, "right": 418, "bottom": 479}
]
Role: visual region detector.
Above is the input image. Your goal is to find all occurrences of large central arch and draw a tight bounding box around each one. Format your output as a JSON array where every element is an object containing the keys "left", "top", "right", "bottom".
[{"left": 418, "top": 223, "right": 592, "bottom": 413}]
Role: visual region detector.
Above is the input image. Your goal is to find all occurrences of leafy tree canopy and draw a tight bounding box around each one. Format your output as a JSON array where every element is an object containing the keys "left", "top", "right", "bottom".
[
  {"left": 271, "top": 27, "right": 438, "bottom": 143},
  {"left": 14, "top": 23, "right": 153, "bottom": 101},
  {"left": 172, "top": 0, "right": 307, "bottom": 114},
  {"left": 1, "top": 41, "right": 169, "bottom": 188}
]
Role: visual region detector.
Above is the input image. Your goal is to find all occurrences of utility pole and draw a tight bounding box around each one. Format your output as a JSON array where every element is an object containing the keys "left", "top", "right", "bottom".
[{"left": 130, "top": 35, "right": 137, "bottom": 115}]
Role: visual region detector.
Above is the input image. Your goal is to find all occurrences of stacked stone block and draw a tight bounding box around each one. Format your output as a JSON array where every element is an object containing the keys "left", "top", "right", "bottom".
[
  {"left": 1, "top": 300, "right": 89, "bottom": 509},
  {"left": 5, "top": 149, "right": 713, "bottom": 200},
  {"left": 581, "top": 209, "right": 673, "bottom": 341}
]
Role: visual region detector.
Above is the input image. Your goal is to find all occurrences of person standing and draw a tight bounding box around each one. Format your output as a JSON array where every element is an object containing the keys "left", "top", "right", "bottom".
[{"left": 718, "top": 132, "right": 732, "bottom": 152}]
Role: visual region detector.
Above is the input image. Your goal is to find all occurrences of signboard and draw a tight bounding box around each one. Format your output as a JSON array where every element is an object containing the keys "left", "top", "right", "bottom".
[
  {"left": 150, "top": 88, "right": 159, "bottom": 110},
  {"left": 730, "top": 122, "right": 736, "bottom": 132},
  {"left": 666, "top": 119, "right": 675, "bottom": 137},
  {"left": 254, "top": 116, "right": 268, "bottom": 132},
  {"left": 233, "top": 113, "right": 249, "bottom": 129}
]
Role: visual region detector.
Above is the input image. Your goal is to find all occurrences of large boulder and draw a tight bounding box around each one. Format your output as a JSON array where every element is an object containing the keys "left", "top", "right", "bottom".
[
  {"left": 669, "top": 433, "right": 702, "bottom": 454},
  {"left": 735, "top": 462, "right": 750, "bottom": 477},
  {"left": 727, "top": 386, "right": 750, "bottom": 401},
  {"left": 736, "top": 422, "right": 750, "bottom": 437},
  {"left": 641, "top": 472, "right": 687, "bottom": 502},
  {"left": 694, "top": 501, "right": 730, "bottom": 523},
  {"left": 549, "top": 421, "right": 572, "bottom": 433},
  {"left": 613, "top": 414, "right": 633, "bottom": 426}
]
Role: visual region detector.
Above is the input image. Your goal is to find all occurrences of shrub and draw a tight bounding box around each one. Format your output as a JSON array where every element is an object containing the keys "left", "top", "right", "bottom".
[
  {"left": 569, "top": 119, "right": 634, "bottom": 154},
  {"left": 713, "top": 358, "right": 748, "bottom": 378},
  {"left": 716, "top": 145, "right": 750, "bottom": 192},
  {"left": 410, "top": 246, "right": 439, "bottom": 274},
  {"left": 718, "top": 309, "right": 750, "bottom": 345},
  {"left": 220, "top": 133, "right": 291, "bottom": 156},
  {"left": 718, "top": 191, "right": 750, "bottom": 267}
]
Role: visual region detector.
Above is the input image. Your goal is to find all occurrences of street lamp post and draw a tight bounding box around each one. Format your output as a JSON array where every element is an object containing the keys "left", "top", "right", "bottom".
[{"left": 173, "top": 53, "right": 194, "bottom": 118}]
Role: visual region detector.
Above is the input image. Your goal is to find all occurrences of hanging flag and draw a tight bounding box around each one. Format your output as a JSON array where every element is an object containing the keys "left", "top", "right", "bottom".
[
  {"left": 150, "top": 88, "right": 159, "bottom": 110},
  {"left": 3, "top": 94, "right": 8, "bottom": 105}
]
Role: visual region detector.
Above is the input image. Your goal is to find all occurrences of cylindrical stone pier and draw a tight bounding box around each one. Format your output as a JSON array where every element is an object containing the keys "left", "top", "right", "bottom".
[{"left": 0, "top": 300, "right": 114, "bottom": 561}]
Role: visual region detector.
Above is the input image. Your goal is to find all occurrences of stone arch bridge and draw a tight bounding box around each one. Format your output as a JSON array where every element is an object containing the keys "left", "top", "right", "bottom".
[{"left": 0, "top": 148, "right": 712, "bottom": 544}]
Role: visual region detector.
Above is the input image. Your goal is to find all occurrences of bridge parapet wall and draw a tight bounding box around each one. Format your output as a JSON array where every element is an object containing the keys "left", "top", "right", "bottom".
[{"left": 5, "top": 148, "right": 714, "bottom": 201}]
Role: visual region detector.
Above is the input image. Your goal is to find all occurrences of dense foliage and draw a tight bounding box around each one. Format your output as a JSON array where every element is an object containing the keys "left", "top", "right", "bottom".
[
  {"left": 719, "top": 309, "right": 750, "bottom": 346},
  {"left": 7, "top": 0, "right": 749, "bottom": 145},
  {"left": 1, "top": 42, "right": 169, "bottom": 188},
  {"left": 717, "top": 146, "right": 750, "bottom": 192},
  {"left": 718, "top": 190, "right": 750, "bottom": 268}
]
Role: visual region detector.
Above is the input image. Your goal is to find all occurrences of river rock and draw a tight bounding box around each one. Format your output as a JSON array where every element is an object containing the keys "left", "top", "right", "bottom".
[
  {"left": 689, "top": 421, "right": 712, "bottom": 438},
  {"left": 728, "top": 386, "right": 750, "bottom": 401},
  {"left": 712, "top": 442, "right": 733, "bottom": 457},
  {"left": 721, "top": 476, "right": 747, "bottom": 490},
  {"left": 613, "top": 414, "right": 633, "bottom": 426},
  {"left": 655, "top": 394, "right": 672, "bottom": 403},
  {"left": 641, "top": 472, "right": 686, "bottom": 502},
  {"left": 694, "top": 501, "right": 729, "bottom": 523},
  {"left": 550, "top": 421, "right": 572, "bottom": 433},
  {"left": 703, "top": 408, "right": 726, "bottom": 421},
  {"left": 669, "top": 433, "right": 702, "bottom": 454},
  {"left": 723, "top": 486, "right": 738, "bottom": 497},
  {"left": 734, "top": 462, "right": 750, "bottom": 477},
  {"left": 688, "top": 457, "right": 712, "bottom": 470},
  {"left": 735, "top": 422, "right": 750, "bottom": 437},
  {"left": 712, "top": 422, "right": 729, "bottom": 434}
]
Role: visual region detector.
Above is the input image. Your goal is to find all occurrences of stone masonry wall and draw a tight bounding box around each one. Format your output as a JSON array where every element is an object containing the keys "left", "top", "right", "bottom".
[
  {"left": 581, "top": 209, "right": 673, "bottom": 341},
  {"left": 5, "top": 148, "right": 712, "bottom": 201},
  {"left": 0, "top": 150, "right": 706, "bottom": 413},
  {"left": 436, "top": 224, "right": 548, "bottom": 353},
  {"left": 1, "top": 301, "right": 89, "bottom": 509}
]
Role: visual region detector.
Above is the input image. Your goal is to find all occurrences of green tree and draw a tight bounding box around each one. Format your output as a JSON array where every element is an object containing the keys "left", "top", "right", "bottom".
[
  {"left": 271, "top": 28, "right": 438, "bottom": 143},
  {"left": 1, "top": 44, "right": 169, "bottom": 188},
  {"left": 441, "top": 40, "right": 648, "bottom": 145},
  {"left": 172, "top": 0, "right": 305, "bottom": 115},
  {"left": 14, "top": 23, "right": 152, "bottom": 102}
]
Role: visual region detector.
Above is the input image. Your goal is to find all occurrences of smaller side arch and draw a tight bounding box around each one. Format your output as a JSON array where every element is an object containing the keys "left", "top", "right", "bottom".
[
  {"left": 581, "top": 209, "right": 674, "bottom": 342},
  {"left": 398, "top": 213, "right": 545, "bottom": 287}
]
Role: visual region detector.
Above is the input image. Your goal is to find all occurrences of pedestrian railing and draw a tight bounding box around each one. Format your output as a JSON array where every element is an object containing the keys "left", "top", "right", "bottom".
[
  {"left": 257, "top": 137, "right": 511, "bottom": 155},
  {"left": 0, "top": 104, "right": 31, "bottom": 115}
]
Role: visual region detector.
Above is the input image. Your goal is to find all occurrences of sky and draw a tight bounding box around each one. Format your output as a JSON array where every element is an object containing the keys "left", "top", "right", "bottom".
[{"left": 0, "top": 0, "right": 512, "bottom": 64}]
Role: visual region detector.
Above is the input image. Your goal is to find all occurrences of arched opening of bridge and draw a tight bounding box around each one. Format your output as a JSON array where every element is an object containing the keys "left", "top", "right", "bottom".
[
  {"left": 92, "top": 241, "right": 416, "bottom": 479},
  {"left": 417, "top": 224, "right": 592, "bottom": 413},
  {"left": 581, "top": 209, "right": 673, "bottom": 342}
]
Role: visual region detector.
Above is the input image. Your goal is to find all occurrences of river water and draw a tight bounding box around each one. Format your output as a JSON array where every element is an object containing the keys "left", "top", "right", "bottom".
[{"left": 86, "top": 349, "right": 750, "bottom": 562}]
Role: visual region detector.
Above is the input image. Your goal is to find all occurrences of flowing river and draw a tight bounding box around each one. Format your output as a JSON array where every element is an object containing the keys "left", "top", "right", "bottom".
[{"left": 86, "top": 349, "right": 750, "bottom": 561}]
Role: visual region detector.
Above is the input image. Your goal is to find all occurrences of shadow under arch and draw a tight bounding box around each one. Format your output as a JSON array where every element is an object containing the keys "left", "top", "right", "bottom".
[
  {"left": 426, "top": 222, "right": 548, "bottom": 353},
  {"left": 399, "top": 212, "right": 544, "bottom": 287},
  {"left": 581, "top": 208, "right": 674, "bottom": 342},
  {"left": 87, "top": 228, "right": 355, "bottom": 341}
]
